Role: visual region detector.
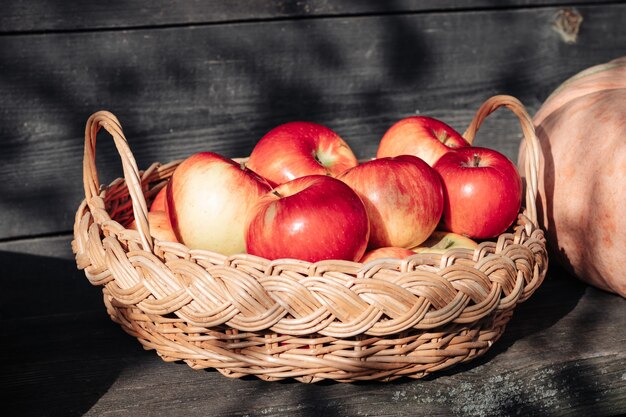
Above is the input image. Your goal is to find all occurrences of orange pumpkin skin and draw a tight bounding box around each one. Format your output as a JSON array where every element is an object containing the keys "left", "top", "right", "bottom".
[{"left": 519, "top": 57, "right": 626, "bottom": 297}]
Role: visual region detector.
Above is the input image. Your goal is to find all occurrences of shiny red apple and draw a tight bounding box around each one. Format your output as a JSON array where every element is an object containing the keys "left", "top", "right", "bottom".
[
  {"left": 167, "top": 152, "right": 271, "bottom": 254},
  {"left": 246, "top": 121, "right": 358, "bottom": 186},
  {"left": 245, "top": 175, "right": 369, "bottom": 262},
  {"left": 338, "top": 155, "right": 444, "bottom": 249},
  {"left": 433, "top": 147, "right": 522, "bottom": 239},
  {"left": 377, "top": 116, "right": 469, "bottom": 166}
]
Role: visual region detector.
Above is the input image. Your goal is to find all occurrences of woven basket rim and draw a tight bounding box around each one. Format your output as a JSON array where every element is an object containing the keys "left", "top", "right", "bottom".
[{"left": 72, "top": 94, "right": 548, "bottom": 382}]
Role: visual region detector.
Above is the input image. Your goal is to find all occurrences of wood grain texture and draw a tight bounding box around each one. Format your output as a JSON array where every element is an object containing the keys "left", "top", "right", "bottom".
[
  {"left": 2, "top": 235, "right": 625, "bottom": 416},
  {"left": 1, "top": 4, "right": 625, "bottom": 241},
  {"left": 0, "top": 0, "right": 608, "bottom": 33}
]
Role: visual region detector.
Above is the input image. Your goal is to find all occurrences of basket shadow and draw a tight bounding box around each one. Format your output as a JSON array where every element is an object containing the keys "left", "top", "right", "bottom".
[{"left": 0, "top": 250, "right": 138, "bottom": 417}]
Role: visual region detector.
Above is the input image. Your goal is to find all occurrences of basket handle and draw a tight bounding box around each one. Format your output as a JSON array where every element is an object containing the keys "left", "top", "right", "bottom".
[
  {"left": 462, "top": 95, "right": 540, "bottom": 224},
  {"left": 83, "top": 111, "right": 153, "bottom": 252}
]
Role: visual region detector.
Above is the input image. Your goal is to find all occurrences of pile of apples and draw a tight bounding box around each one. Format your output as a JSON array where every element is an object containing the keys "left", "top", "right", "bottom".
[{"left": 141, "top": 116, "right": 523, "bottom": 263}]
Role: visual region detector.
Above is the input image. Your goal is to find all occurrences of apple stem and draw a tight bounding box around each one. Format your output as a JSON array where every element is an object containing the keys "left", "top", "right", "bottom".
[
  {"left": 313, "top": 151, "right": 323, "bottom": 167},
  {"left": 433, "top": 129, "right": 451, "bottom": 145},
  {"left": 473, "top": 153, "right": 481, "bottom": 167},
  {"left": 272, "top": 190, "right": 282, "bottom": 198}
]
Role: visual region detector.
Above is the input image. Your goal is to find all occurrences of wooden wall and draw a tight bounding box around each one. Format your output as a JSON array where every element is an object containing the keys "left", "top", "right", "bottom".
[{"left": 1, "top": 0, "right": 625, "bottom": 246}]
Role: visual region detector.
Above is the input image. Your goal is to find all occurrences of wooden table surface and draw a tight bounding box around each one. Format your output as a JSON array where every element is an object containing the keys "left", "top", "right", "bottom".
[
  {"left": 2, "top": 2, "right": 626, "bottom": 416},
  {"left": 1, "top": 236, "right": 625, "bottom": 417}
]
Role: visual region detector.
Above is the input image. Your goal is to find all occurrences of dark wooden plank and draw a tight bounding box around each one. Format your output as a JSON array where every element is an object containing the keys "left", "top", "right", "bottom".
[
  {"left": 1, "top": 311, "right": 146, "bottom": 417},
  {"left": 2, "top": 255, "right": 625, "bottom": 416},
  {"left": 1, "top": 5, "right": 625, "bottom": 240},
  {"left": 0, "top": 234, "right": 74, "bottom": 259},
  {"left": 0, "top": 0, "right": 607, "bottom": 33},
  {"left": 0, "top": 235, "right": 103, "bottom": 319}
]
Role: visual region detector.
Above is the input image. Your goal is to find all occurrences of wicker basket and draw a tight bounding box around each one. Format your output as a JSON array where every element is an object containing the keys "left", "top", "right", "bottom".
[{"left": 72, "top": 95, "right": 547, "bottom": 383}]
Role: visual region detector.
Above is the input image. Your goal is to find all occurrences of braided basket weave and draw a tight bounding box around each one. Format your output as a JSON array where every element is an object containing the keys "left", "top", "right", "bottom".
[{"left": 72, "top": 95, "right": 547, "bottom": 383}]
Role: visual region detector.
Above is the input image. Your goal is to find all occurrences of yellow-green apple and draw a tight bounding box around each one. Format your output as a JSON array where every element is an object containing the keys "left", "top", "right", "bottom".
[
  {"left": 411, "top": 231, "right": 478, "bottom": 254},
  {"left": 337, "top": 155, "right": 444, "bottom": 249},
  {"left": 433, "top": 147, "right": 522, "bottom": 239},
  {"left": 245, "top": 175, "right": 369, "bottom": 262},
  {"left": 246, "top": 121, "right": 358, "bottom": 186},
  {"left": 167, "top": 152, "right": 271, "bottom": 254},
  {"left": 377, "top": 116, "right": 469, "bottom": 166},
  {"left": 359, "top": 247, "right": 415, "bottom": 263}
]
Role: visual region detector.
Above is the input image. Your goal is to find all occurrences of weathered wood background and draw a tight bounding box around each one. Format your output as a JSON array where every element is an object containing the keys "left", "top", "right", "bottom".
[
  {"left": 2, "top": 1, "right": 626, "bottom": 241},
  {"left": 1, "top": 1, "right": 625, "bottom": 416}
]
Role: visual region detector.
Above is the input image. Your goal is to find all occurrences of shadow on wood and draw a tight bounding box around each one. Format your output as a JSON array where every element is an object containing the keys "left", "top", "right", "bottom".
[
  {"left": 0, "top": 250, "right": 103, "bottom": 319},
  {"left": 0, "top": 251, "right": 147, "bottom": 417}
]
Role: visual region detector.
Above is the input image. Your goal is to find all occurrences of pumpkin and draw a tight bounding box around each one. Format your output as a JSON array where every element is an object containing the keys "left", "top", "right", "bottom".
[{"left": 519, "top": 57, "right": 626, "bottom": 297}]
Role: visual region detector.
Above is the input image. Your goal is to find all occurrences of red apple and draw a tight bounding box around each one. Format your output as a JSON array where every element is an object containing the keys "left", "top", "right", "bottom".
[
  {"left": 377, "top": 116, "right": 469, "bottom": 166},
  {"left": 337, "top": 155, "right": 444, "bottom": 249},
  {"left": 246, "top": 121, "right": 358, "bottom": 186},
  {"left": 149, "top": 184, "right": 177, "bottom": 241},
  {"left": 411, "top": 231, "right": 478, "bottom": 254},
  {"left": 245, "top": 175, "right": 369, "bottom": 262},
  {"left": 359, "top": 247, "right": 415, "bottom": 263},
  {"left": 146, "top": 185, "right": 177, "bottom": 242},
  {"left": 167, "top": 152, "right": 271, "bottom": 254},
  {"left": 147, "top": 211, "right": 179, "bottom": 243},
  {"left": 127, "top": 211, "right": 178, "bottom": 243},
  {"left": 433, "top": 147, "right": 523, "bottom": 239},
  {"left": 150, "top": 184, "right": 168, "bottom": 212}
]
